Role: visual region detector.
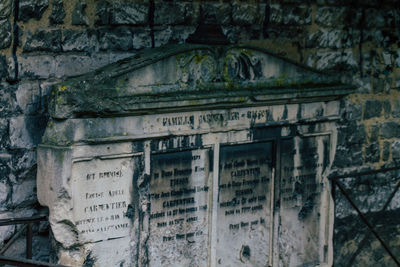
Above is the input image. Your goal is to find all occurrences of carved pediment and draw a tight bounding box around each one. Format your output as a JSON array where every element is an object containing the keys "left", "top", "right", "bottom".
[{"left": 50, "top": 44, "right": 355, "bottom": 119}]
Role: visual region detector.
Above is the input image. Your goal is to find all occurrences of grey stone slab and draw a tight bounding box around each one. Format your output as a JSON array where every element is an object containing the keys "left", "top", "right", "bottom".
[
  {"left": 148, "top": 149, "right": 210, "bottom": 266},
  {"left": 216, "top": 143, "right": 272, "bottom": 266}
]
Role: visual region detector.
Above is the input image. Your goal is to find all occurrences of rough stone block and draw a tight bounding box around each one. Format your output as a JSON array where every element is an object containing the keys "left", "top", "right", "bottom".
[
  {"left": 62, "top": 29, "right": 95, "bottom": 52},
  {"left": 0, "top": 55, "right": 7, "bottom": 80},
  {"left": 18, "top": 55, "right": 55, "bottom": 79},
  {"left": 232, "top": 3, "right": 258, "bottom": 25},
  {"left": 0, "top": 153, "right": 11, "bottom": 182},
  {"left": 0, "top": 19, "right": 11, "bottom": 49},
  {"left": 9, "top": 115, "right": 47, "bottom": 149},
  {"left": 98, "top": 27, "right": 133, "bottom": 51},
  {"left": 72, "top": 0, "right": 89, "bottom": 26},
  {"left": 365, "top": 142, "right": 380, "bottom": 163},
  {"left": 18, "top": 0, "right": 49, "bottom": 22},
  {"left": 364, "top": 8, "right": 386, "bottom": 29},
  {"left": 154, "top": 26, "right": 195, "bottom": 47},
  {"left": 111, "top": 1, "right": 148, "bottom": 25},
  {"left": 95, "top": 0, "right": 111, "bottom": 25},
  {"left": 392, "top": 140, "right": 400, "bottom": 161},
  {"left": 306, "top": 29, "right": 353, "bottom": 49},
  {"left": 0, "top": 119, "right": 9, "bottom": 149},
  {"left": 370, "top": 124, "right": 379, "bottom": 143},
  {"left": 49, "top": 0, "right": 65, "bottom": 25},
  {"left": 383, "top": 100, "right": 391, "bottom": 118},
  {"left": 393, "top": 100, "right": 400, "bottom": 118},
  {"left": 315, "top": 7, "right": 360, "bottom": 27},
  {"left": 23, "top": 29, "right": 62, "bottom": 52},
  {"left": 363, "top": 100, "right": 382, "bottom": 119},
  {"left": 154, "top": 2, "right": 197, "bottom": 25},
  {"left": 382, "top": 141, "right": 390, "bottom": 161},
  {"left": 270, "top": 4, "right": 311, "bottom": 25},
  {"left": 0, "top": 83, "right": 18, "bottom": 117},
  {"left": 15, "top": 81, "right": 41, "bottom": 115},
  {"left": 380, "top": 122, "right": 400, "bottom": 138},
  {"left": 55, "top": 55, "right": 93, "bottom": 78},
  {"left": 0, "top": 213, "right": 15, "bottom": 243},
  {"left": 11, "top": 179, "right": 36, "bottom": 207},
  {"left": 315, "top": 50, "right": 357, "bottom": 71},
  {"left": 0, "top": 0, "right": 12, "bottom": 19},
  {"left": 202, "top": 2, "right": 231, "bottom": 25},
  {"left": 132, "top": 28, "right": 152, "bottom": 49},
  {"left": 344, "top": 101, "right": 362, "bottom": 121}
]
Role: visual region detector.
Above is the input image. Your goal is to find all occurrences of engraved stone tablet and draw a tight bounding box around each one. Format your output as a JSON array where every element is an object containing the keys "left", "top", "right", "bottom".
[
  {"left": 217, "top": 142, "right": 273, "bottom": 266},
  {"left": 279, "top": 136, "right": 329, "bottom": 266},
  {"left": 71, "top": 156, "right": 135, "bottom": 243},
  {"left": 148, "top": 149, "right": 210, "bottom": 266}
]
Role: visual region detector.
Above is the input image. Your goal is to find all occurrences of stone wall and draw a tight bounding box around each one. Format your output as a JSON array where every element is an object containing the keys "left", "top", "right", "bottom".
[{"left": 0, "top": 0, "right": 399, "bottom": 265}]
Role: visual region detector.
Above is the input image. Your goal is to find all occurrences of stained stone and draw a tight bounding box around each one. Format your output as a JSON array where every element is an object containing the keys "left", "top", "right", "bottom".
[
  {"left": 72, "top": 0, "right": 89, "bottom": 26},
  {"left": 37, "top": 44, "right": 354, "bottom": 266},
  {"left": 18, "top": 0, "right": 49, "bottom": 22},
  {"left": 0, "top": 19, "right": 11, "bottom": 49},
  {"left": 49, "top": 0, "right": 65, "bottom": 25},
  {"left": 111, "top": 2, "right": 148, "bottom": 25},
  {"left": 0, "top": 0, "right": 12, "bottom": 19},
  {"left": 23, "top": 29, "right": 62, "bottom": 52},
  {"left": 364, "top": 100, "right": 382, "bottom": 119}
]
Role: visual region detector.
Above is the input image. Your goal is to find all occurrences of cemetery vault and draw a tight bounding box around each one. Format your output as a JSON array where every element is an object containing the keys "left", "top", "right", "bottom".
[{"left": 37, "top": 44, "right": 354, "bottom": 266}]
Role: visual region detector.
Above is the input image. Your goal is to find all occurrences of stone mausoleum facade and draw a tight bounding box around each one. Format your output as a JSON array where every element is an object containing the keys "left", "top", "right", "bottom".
[{"left": 0, "top": 0, "right": 399, "bottom": 266}]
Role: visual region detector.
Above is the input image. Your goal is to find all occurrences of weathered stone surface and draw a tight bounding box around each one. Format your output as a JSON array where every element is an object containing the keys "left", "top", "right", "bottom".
[
  {"left": 95, "top": 0, "right": 111, "bottom": 25},
  {"left": 111, "top": 1, "right": 148, "bottom": 25},
  {"left": 270, "top": 4, "right": 312, "bottom": 25},
  {"left": 154, "top": 2, "right": 197, "bottom": 25},
  {"left": 383, "top": 100, "right": 391, "bottom": 118},
  {"left": 62, "top": 29, "right": 94, "bottom": 52},
  {"left": 344, "top": 101, "right": 362, "bottom": 121},
  {"left": 364, "top": 8, "right": 386, "bottom": 29},
  {"left": 18, "top": 55, "right": 55, "bottom": 79},
  {"left": 18, "top": 0, "right": 49, "bottom": 22},
  {"left": 11, "top": 179, "right": 36, "bottom": 207},
  {"left": 72, "top": 0, "right": 89, "bottom": 26},
  {"left": 132, "top": 28, "right": 152, "bottom": 49},
  {"left": 364, "top": 100, "right": 382, "bottom": 119},
  {"left": 315, "top": 6, "right": 361, "bottom": 27},
  {"left": 0, "top": 119, "right": 9, "bottom": 150},
  {"left": 55, "top": 55, "right": 93, "bottom": 78},
  {"left": 393, "top": 99, "right": 400, "bottom": 118},
  {"left": 0, "top": 55, "right": 7, "bottom": 80},
  {"left": 365, "top": 142, "right": 380, "bottom": 163},
  {"left": 380, "top": 122, "right": 400, "bottom": 138},
  {"left": 154, "top": 26, "right": 195, "bottom": 47},
  {"left": 9, "top": 115, "right": 47, "bottom": 149},
  {"left": 23, "top": 30, "right": 62, "bottom": 52},
  {"left": 0, "top": 19, "right": 11, "bottom": 49},
  {"left": 15, "top": 81, "right": 42, "bottom": 115},
  {"left": 0, "top": 0, "right": 12, "bottom": 18},
  {"left": 370, "top": 124, "right": 379, "bottom": 143},
  {"left": 49, "top": 0, "right": 65, "bottom": 25},
  {"left": 202, "top": 2, "right": 231, "bottom": 25},
  {"left": 315, "top": 50, "right": 357, "bottom": 71},
  {"left": 232, "top": 3, "right": 258, "bottom": 25},
  {"left": 393, "top": 140, "right": 400, "bottom": 161},
  {"left": 0, "top": 83, "right": 19, "bottom": 117},
  {"left": 382, "top": 141, "right": 390, "bottom": 161},
  {"left": 306, "top": 29, "right": 353, "bottom": 48},
  {"left": 98, "top": 27, "right": 132, "bottom": 51}
]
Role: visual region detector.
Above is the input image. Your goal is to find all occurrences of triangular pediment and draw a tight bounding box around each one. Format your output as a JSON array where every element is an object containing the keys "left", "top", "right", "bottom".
[{"left": 50, "top": 44, "right": 355, "bottom": 119}]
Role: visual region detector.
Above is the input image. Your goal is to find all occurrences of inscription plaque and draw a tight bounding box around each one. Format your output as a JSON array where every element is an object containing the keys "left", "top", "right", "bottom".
[
  {"left": 279, "top": 136, "right": 329, "bottom": 266},
  {"left": 70, "top": 156, "right": 135, "bottom": 243},
  {"left": 217, "top": 142, "right": 273, "bottom": 266},
  {"left": 148, "top": 149, "right": 211, "bottom": 266}
]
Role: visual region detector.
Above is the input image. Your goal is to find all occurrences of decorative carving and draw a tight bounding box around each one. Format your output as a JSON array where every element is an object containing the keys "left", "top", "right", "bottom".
[
  {"left": 177, "top": 51, "right": 217, "bottom": 86},
  {"left": 224, "top": 49, "right": 263, "bottom": 81}
]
